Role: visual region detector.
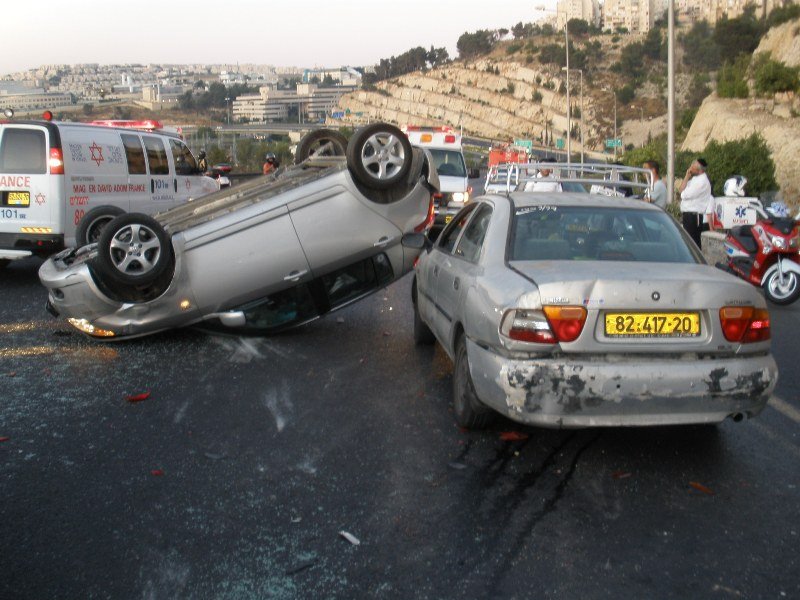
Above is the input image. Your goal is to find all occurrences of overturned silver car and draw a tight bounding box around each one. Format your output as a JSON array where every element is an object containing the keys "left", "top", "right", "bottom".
[{"left": 40, "top": 124, "right": 438, "bottom": 340}]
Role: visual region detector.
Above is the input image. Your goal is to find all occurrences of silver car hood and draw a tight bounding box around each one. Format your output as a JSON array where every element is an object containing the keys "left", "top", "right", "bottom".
[{"left": 508, "top": 261, "right": 765, "bottom": 309}]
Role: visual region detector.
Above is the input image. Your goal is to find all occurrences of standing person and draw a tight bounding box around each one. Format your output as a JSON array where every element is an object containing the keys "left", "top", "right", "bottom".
[
  {"left": 197, "top": 150, "right": 208, "bottom": 173},
  {"left": 643, "top": 160, "right": 667, "bottom": 209},
  {"left": 523, "top": 157, "right": 562, "bottom": 192},
  {"left": 679, "top": 158, "right": 714, "bottom": 246},
  {"left": 263, "top": 153, "right": 279, "bottom": 176}
]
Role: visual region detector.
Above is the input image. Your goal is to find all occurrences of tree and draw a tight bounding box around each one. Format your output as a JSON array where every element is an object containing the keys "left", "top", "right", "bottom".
[
  {"left": 567, "top": 18, "right": 590, "bottom": 36},
  {"left": 681, "top": 21, "right": 721, "bottom": 70},
  {"left": 457, "top": 30, "right": 499, "bottom": 60},
  {"left": 717, "top": 56, "right": 750, "bottom": 99},
  {"left": 82, "top": 104, "right": 93, "bottom": 116},
  {"left": 616, "top": 84, "right": 635, "bottom": 105},
  {"left": 642, "top": 27, "right": 664, "bottom": 61},
  {"left": 713, "top": 10, "right": 764, "bottom": 61},
  {"left": 179, "top": 91, "right": 194, "bottom": 111}
]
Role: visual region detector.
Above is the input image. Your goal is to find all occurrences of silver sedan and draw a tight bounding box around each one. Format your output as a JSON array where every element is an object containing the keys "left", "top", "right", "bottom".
[
  {"left": 410, "top": 189, "right": 778, "bottom": 429},
  {"left": 40, "top": 124, "right": 438, "bottom": 340}
]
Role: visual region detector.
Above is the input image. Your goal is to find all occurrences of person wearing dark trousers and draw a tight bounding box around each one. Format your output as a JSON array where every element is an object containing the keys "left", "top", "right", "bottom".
[{"left": 679, "top": 157, "right": 714, "bottom": 247}]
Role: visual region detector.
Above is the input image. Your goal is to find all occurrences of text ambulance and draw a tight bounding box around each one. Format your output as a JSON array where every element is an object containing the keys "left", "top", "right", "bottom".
[
  {"left": 402, "top": 126, "right": 470, "bottom": 228},
  {"left": 0, "top": 115, "right": 218, "bottom": 265}
]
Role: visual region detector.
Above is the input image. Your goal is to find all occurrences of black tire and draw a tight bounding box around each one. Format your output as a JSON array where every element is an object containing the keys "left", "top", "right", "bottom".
[
  {"left": 75, "top": 206, "right": 125, "bottom": 247},
  {"left": 294, "top": 129, "right": 348, "bottom": 164},
  {"left": 412, "top": 278, "right": 436, "bottom": 345},
  {"left": 763, "top": 268, "right": 800, "bottom": 305},
  {"left": 94, "top": 213, "right": 173, "bottom": 287},
  {"left": 453, "top": 333, "right": 494, "bottom": 429},
  {"left": 346, "top": 123, "right": 412, "bottom": 190}
]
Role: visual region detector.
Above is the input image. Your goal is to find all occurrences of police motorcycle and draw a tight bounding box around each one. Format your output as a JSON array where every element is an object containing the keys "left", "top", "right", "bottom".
[{"left": 716, "top": 176, "right": 800, "bottom": 305}]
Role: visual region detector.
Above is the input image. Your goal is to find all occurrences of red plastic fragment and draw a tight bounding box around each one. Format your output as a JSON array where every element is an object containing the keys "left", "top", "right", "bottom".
[
  {"left": 500, "top": 431, "right": 529, "bottom": 442},
  {"left": 0, "top": 437, "right": 9, "bottom": 443},
  {"left": 689, "top": 481, "right": 715, "bottom": 495},
  {"left": 126, "top": 392, "right": 151, "bottom": 403},
  {"left": 151, "top": 469, "right": 164, "bottom": 476},
  {"left": 612, "top": 470, "right": 632, "bottom": 480}
]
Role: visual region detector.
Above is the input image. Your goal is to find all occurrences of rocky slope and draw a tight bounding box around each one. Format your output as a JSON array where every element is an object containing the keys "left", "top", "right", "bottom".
[
  {"left": 755, "top": 17, "right": 800, "bottom": 66},
  {"left": 334, "top": 58, "right": 615, "bottom": 151}
]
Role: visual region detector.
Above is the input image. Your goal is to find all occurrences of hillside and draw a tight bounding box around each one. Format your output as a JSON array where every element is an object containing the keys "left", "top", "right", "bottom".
[{"left": 332, "top": 34, "right": 663, "bottom": 153}]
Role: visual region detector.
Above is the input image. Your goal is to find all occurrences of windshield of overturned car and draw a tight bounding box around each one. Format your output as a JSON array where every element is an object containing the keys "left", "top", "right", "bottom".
[{"left": 509, "top": 206, "right": 698, "bottom": 263}]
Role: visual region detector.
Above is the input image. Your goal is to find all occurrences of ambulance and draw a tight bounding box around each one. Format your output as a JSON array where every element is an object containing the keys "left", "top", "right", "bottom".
[
  {"left": 402, "top": 125, "right": 470, "bottom": 228},
  {"left": 0, "top": 113, "right": 218, "bottom": 266}
]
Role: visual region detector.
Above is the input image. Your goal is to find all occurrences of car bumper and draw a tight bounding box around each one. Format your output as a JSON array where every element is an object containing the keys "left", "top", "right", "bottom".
[
  {"left": 38, "top": 251, "right": 202, "bottom": 340},
  {"left": 466, "top": 339, "right": 778, "bottom": 428}
]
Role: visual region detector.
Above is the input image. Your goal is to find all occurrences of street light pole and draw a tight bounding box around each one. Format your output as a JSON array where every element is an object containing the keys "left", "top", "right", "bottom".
[
  {"left": 613, "top": 93, "right": 618, "bottom": 160},
  {"left": 563, "top": 67, "right": 584, "bottom": 166},
  {"left": 667, "top": 0, "right": 676, "bottom": 206},
  {"left": 565, "top": 21, "right": 571, "bottom": 166}
]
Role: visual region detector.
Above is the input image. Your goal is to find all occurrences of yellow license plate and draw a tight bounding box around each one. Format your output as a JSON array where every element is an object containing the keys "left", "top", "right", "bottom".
[
  {"left": 445, "top": 215, "right": 453, "bottom": 224},
  {"left": 7, "top": 191, "right": 30, "bottom": 206},
  {"left": 605, "top": 312, "right": 701, "bottom": 338}
]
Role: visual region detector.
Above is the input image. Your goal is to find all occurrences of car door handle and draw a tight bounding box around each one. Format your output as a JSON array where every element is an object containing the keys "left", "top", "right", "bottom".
[
  {"left": 283, "top": 269, "right": 308, "bottom": 282},
  {"left": 151, "top": 179, "right": 155, "bottom": 194},
  {"left": 453, "top": 277, "right": 460, "bottom": 290},
  {"left": 373, "top": 235, "right": 395, "bottom": 248},
  {"left": 174, "top": 178, "right": 178, "bottom": 192}
]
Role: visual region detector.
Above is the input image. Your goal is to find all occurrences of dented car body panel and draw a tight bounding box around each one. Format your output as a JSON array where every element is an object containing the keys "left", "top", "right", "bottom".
[{"left": 415, "top": 190, "right": 778, "bottom": 428}]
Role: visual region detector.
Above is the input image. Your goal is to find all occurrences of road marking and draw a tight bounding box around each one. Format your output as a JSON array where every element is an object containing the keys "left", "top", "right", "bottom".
[
  {"left": 769, "top": 395, "right": 800, "bottom": 425},
  {"left": 750, "top": 420, "right": 800, "bottom": 460}
]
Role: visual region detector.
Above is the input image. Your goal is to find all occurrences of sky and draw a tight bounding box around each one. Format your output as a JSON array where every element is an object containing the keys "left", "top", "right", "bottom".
[{"left": 2, "top": 0, "right": 558, "bottom": 75}]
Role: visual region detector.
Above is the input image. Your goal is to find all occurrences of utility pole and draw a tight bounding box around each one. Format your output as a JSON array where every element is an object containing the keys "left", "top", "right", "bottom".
[
  {"left": 667, "top": 0, "right": 676, "bottom": 206},
  {"left": 565, "top": 21, "right": 571, "bottom": 166}
]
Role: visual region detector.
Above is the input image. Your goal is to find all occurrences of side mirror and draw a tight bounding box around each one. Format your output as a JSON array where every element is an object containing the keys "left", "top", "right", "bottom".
[
  {"left": 215, "top": 311, "right": 246, "bottom": 327},
  {"left": 468, "top": 168, "right": 481, "bottom": 179},
  {"left": 402, "top": 232, "right": 432, "bottom": 251}
]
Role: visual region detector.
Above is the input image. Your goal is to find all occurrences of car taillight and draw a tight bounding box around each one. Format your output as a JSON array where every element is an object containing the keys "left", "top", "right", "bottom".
[
  {"left": 49, "top": 148, "right": 64, "bottom": 174},
  {"left": 414, "top": 196, "right": 435, "bottom": 233},
  {"left": 444, "top": 134, "right": 456, "bottom": 143},
  {"left": 719, "top": 306, "right": 770, "bottom": 343},
  {"left": 500, "top": 306, "right": 587, "bottom": 344}
]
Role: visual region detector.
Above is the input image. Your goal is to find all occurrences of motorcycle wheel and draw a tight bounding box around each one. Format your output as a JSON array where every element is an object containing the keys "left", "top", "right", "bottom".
[{"left": 763, "top": 268, "right": 800, "bottom": 305}]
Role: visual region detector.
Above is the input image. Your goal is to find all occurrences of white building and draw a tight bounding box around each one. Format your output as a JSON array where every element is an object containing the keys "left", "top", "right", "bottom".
[
  {"left": 0, "top": 88, "right": 73, "bottom": 112},
  {"left": 603, "top": 0, "right": 660, "bottom": 33},
  {"left": 232, "top": 83, "right": 359, "bottom": 123},
  {"left": 557, "top": 0, "right": 601, "bottom": 28}
]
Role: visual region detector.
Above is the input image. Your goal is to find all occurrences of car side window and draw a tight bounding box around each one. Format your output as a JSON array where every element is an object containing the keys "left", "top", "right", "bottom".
[
  {"left": 438, "top": 204, "right": 477, "bottom": 254},
  {"left": 169, "top": 139, "right": 197, "bottom": 176},
  {"left": 121, "top": 134, "right": 146, "bottom": 175},
  {"left": 142, "top": 136, "right": 169, "bottom": 175},
  {"left": 454, "top": 204, "right": 492, "bottom": 263}
]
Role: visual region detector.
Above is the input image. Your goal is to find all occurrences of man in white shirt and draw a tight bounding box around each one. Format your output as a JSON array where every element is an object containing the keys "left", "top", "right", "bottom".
[
  {"left": 523, "top": 158, "right": 562, "bottom": 192},
  {"left": 643, "top": 160, "right": 668, "bottom": 209},
  {"left": 679, "top": 158, "right": 714, "bottom": 246}
]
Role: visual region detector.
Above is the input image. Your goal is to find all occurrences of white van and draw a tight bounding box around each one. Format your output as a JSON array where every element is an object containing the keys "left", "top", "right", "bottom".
[
  {"left": 402, "top": 125, "right": 471, "bottom": 228},
  {"left": 0, "top": 116, "right": 218, "bottom": 265}
]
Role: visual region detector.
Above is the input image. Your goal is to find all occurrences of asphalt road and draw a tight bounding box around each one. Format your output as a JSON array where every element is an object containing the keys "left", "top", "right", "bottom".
[{"left": 1, "top": 258, "right": 799, "bottom": 600}]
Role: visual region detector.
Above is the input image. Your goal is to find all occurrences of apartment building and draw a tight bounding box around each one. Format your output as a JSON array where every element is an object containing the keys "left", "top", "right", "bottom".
[
  {"left": 556, "top": 0, "right": 601, "bottom": 28},
  {"left": 603, "top": 0, "right": 663, "bottom": 33},
  {"left": 678, "top": 0, "right": 798, "bottom": 24}
]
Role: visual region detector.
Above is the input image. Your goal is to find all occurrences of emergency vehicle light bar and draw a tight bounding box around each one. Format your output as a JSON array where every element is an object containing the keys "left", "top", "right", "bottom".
[{"left": 89, "top": 119, "right": 164, "bottom": 131}]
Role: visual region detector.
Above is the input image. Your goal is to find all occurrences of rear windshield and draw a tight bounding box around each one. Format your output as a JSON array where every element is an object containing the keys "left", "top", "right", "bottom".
[
  {"left": 510, "top": 205, "right": 697, "bottom": 263},
  {"left": 429, "top": 149, "right": 466, "bottom": 178},
  {"left": 0, "top": 128, "right": 47, "bottom": 174}
]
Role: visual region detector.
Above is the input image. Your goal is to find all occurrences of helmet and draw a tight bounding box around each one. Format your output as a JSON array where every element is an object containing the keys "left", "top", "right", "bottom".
[
  {"left": 767, "top": 201, "right": 789, "bottom": 218},
  {"left": 265, "top": 153, "right": 277, "bottom": 163},
  {"left": 198, "top": 150, "right": 206, "bottom": 159},
  {"left": 724, "top": 175, "right": 747, "bottom": 197}
]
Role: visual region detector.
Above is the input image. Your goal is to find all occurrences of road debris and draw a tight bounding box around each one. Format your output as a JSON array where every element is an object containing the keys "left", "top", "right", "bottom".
[
  {"left": 126, "top": 392, "right": 151, "bottom": 403},
  {"left": 336, "top": 317, "right": 344, "bottom": 324},
  {"left": 203, "top": 452, "right": 225, "bottom": 461},
  {"left": 339, "top": 530, "right": 361, "bottom": 546},
  {"left": 689, "top": 481, "right": 715, "bottom": 495},
  {"left": 447, "top": 461, "right": 467, "bottom": 470},
  {"left": 0, "top": 437, "right": 10, "bottom": 443},
  {"left": 500, "top": 431, "right": 529, "bottom": 442},
  {"left": 290, "top": 516, "right": 302, "bottom": 524},
  {"left": 612, "top": 471, "right": 633, "bottom": 480},
  {"left": 150, "top": 469, "right": 165, "bottom": 476},
  {"left": 286, "top": 559, "right": 316, "bottom": 576}
]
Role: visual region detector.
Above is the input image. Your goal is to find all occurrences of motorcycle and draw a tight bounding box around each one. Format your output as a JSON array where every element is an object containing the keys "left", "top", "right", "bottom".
[{"left": 717, "top": 199, "right": 800, "bottom": 305}]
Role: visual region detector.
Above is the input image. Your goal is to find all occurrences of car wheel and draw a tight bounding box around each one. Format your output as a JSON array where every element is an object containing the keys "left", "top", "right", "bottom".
[
  {"left": 453, "top": 333, "right": 494, "bottom": 429},
  {"left": 346, "top": 123, "right": 412, "bottom": 190},
  {"left": 763, "top": 268, "right": 800, "bottom": 305},
  {"left": 94, "top": 213, "right": 173, "bottom": 288},
  {"left": 413, "top": 279, "right": 436, "bottom": 345},
  {"left": 75, "top": 206, "right": 125, "bottom": 247},
  {"left": 294, "top": 129, "right": 348, "bottom": 164}
]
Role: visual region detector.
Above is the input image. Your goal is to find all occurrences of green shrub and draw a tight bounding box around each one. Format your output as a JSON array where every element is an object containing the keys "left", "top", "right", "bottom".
[
  {"left": 532, "top": 90, "right": 543, "bottom": 102},
  {"left": 703, "top": 134, "right": 777, "bottom": 196},
  {"left": 717, "top": 56, "right": 750, "bottom": 98},
  {"left": 753, "top": 55, "right": 800, "bottom": 95},
  {"left": 507, "top": 42, "right": 523, "bottom": 54}
]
